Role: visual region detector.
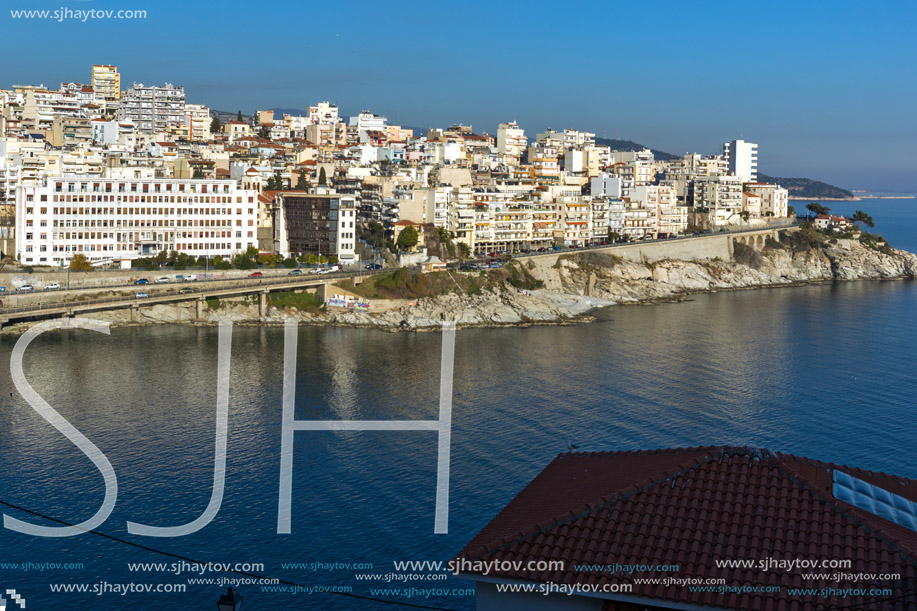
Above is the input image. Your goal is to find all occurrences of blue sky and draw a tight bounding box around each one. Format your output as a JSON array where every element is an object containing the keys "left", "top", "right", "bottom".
[{"left": 2, "top": 0, "right": 915, "bottom": 191}]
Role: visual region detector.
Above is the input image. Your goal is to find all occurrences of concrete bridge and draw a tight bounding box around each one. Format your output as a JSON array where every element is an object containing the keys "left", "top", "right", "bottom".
[{"left": 0, "top": 270, "right": 383, "bottom": 328}]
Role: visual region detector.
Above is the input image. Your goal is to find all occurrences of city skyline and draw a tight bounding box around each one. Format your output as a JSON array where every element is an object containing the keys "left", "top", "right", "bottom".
[{"left": 2, "top": 0, "right": 915, "bottom": 192}]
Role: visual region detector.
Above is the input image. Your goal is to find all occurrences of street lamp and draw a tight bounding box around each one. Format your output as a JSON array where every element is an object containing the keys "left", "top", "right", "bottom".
[{"left": 216, "top": 587, "right": 242, "bottom": 611}]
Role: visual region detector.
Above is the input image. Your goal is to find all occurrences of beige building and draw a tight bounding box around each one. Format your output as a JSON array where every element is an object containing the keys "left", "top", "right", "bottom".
[
  {"left": 632, "top": 185, "right": 687, "bottom": 236},
  {"left": 745, "top": 182, "right": 789, "bottom": 217},
  {"left": 91, "top": 65, "right": 120, "bottom": 114}
]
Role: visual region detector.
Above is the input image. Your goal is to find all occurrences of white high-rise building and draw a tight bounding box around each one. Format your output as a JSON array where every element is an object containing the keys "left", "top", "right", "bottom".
[
  {"left": 16, "top": 177, "right": 258, "bottom": 266},
  {"left": 118, "top": 83, "right": 186, "bottom": 133},
  {"left": 723, "top": 139, "right": 758, "bottom": 183},
  {"left": 497, "top": 121, "right": 526, "bottom": 163},
  {"left": 308, "top": 101, "right": 340, "bottom": 125}
]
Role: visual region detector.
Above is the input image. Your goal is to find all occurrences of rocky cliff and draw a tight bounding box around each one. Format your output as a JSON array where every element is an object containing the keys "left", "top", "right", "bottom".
[{"left": 5, "top": 236, "right": 914, "bottom": 335}]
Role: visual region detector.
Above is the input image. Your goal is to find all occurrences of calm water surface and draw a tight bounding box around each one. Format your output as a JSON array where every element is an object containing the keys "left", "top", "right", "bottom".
[{"left": 0, "top": 196, "right": 915, "bottom": 610}]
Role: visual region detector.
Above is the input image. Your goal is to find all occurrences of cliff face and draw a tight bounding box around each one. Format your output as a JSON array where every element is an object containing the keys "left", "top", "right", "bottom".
[
  {"left": 535, "top": 238, "right": 917, "bottom": 305},
  {"left": 6, "top": 238, "right": 913, "bottom": 335}
]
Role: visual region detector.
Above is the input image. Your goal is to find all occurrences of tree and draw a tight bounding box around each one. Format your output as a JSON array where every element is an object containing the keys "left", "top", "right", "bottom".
[
  {"left": 359, "top": 220, "right": 386, "bottom": 250},
  {"left": 295, "top": 172, "right": 308, "bottom": 191},
  {"left": 211, "top": 116, "right": 221, "bottom": 133},
  {"left": 69, "top": 253, "right": 92, "bottom": 272},
  {"left": 155, "top": 250, "right": 169, "bottom": 268},
  {"left": 806, "top": 202, "right": 830, "bottom": 217},
  {"left": 436, "top": 226, "right": 453, "bottom": 244},
  {"left": 192, "top": 166, "right": 204, "bottom": 179},
  {"left": 236, "top": 110, "right": 243, "bottom": 122},
  {"left": 852, "top": 210, "right": 875, "bottom": 229},
  {"left": 258, "top": 126, "right": 271, "bottom": 139},
  {"left": 318, "top": 167, "right": 327, "bottom": 186},
  {"left": 397, "top": 225, "right": 419, "bottom": 251}
]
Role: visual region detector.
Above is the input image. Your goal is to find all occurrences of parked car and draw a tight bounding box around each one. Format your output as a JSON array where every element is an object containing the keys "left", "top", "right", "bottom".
[
  {"left": 288, "top": 268, "right": 303, "bottom": 276},
  {"left": 365, "top": 263, "right": 383, "bottom": 270},
  {"left": 183, "top": 274, "right": 198, "bottom": 282},
  {"left": 17, "top": 284, "right": 34, "bottom": 292},
  {"left": 308, "top": 267, "right": 323, "bottom": 274},
  {"left": 0, "top": 286, "right": 6, "bottom": 293},
  {"left": 178, "top": 287, "right": 194, "bottom": 294},
  {"left": 135, "top": 291, "right": 150, "bottom": 298},
  {"left": 249, "top": 271, "right": 264, "bottom": 278},
  {"left": 328, "top": 264, "right": 341, "bottom": 272},
  {"left": 134, "top": 278, "right": 149, "bottom": 285},
  {"left": 44, "top": 283, "right": 62, "bottom": 291},
  {"left": 155, "top": 276, "right": 170, "bottom": 284}
]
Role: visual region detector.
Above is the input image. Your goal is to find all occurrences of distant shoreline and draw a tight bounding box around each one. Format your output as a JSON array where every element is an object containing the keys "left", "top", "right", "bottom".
[
  {"left": 789, "top": 197, "right": 861, "bottom": 201},
  {"left": 789, "top": 196, "right": 915, "bottom": 201}
]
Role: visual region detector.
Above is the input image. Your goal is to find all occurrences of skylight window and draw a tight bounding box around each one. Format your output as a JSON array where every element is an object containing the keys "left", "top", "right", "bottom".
[{"left": 833, "top": 470, "right": 917, "bottom": 532}]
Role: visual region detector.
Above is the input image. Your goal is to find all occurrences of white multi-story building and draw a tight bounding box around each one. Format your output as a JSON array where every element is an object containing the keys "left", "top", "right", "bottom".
[
  {"left": 118, "top": 83, "right": 186, "bottom": 134},
  {"left": 591, "top": 173, "right": 622, "bottom": 198},
  {"left": 723, "top": 139, "right": 758, "bottom": 183},
  {"left": 497, "top": 121, "right": 526, "bottom": 164},
  {"left": 349, "top": 111, "right": 387, "bottom": 137},
  {"left": 16, "top": 177, "right": 258, "bottom": 266},
  {"left": 308, "top": 101, "right": 340, "bottom": 125}
]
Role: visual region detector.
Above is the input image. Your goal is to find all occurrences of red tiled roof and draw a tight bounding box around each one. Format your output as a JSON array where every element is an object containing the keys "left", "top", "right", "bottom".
[{"left": 457, "top": 446, "right": 917, "bottom": 610}]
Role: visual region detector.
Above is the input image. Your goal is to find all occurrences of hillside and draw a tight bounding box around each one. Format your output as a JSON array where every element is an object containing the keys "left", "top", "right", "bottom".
[
  {"left": 757, "top": 174, "right": 856, "bottom": 200},
  {"left": 211, "top": 109, "right": 252, "bottom": 124},
  {"left": 593, "top": 137, "right": 679, "bottom": 161}
]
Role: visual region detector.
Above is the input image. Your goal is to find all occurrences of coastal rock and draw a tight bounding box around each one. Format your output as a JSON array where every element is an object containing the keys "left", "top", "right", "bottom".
[{"left": 8, "top": 235, "right": 913, "bottom": 335}]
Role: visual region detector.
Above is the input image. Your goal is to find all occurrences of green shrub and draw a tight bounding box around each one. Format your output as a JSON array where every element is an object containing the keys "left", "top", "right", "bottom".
[
  {"left": 267, "top": 290, "right": 323, "bottom": 310},
  {"left": 506, "top": 261, "right": 544, "bottom": 290}
]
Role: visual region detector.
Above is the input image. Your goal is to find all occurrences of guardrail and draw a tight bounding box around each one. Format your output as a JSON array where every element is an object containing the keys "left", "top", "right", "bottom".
[{"left": 0, "top": 269, "right": 386, "bottom": 316}]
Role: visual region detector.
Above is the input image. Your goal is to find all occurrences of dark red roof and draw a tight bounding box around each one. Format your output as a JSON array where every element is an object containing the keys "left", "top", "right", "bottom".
[{"left": 457, "top": 446, "right": 917, "bottom": 610}]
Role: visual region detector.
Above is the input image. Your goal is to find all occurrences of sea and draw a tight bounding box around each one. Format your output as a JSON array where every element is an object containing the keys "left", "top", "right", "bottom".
[{"left": 0, "top": 195, "right": 915, "bottom": 610}]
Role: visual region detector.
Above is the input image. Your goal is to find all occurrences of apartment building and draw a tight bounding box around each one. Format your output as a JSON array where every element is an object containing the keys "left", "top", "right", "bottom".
[
  {"left": 496, "top": 121, "right": 526, "bottom": 165},
  {"left": 632, "top": 185, "right": 687, "bottom": 237},
  {"left": 349, "top": 111, "right": 387, "bottom": 139},
  {"left": 559, "top": 195, "right": 594, "bottom": 247},
  {"left": 91, "top": 65, "right": 121, "bottom": 114},
  {"left": 118, "top": 83, "right": 186, "bottom": 134},
  {"left": 745, "top": 182, "right": 789, "bottom": 217},
  {"left": 270, "top": 192, "right": 357, "bottom": 264},
  {"left": 184, "top": 104, "right": 212, "bottom": 142},
  {"left": 689, "top": 174, "right": 744, "bottom": 226},
  {"left": 308, "top": 101, "right": 340, "bottom": 125},
  {"left": 723, "top": 139, "right": 758, "bottom": 183},
  {"left": 16, "top": 177, "right": 259, "bottom": 266}
]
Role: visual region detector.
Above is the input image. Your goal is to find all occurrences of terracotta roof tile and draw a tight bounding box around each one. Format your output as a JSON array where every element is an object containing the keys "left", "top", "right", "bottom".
[{"left": 456, "top": 446, "right": 917, "bottom": 609}]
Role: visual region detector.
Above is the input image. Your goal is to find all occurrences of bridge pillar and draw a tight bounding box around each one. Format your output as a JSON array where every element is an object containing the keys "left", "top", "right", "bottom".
[
  {"left": 259, "top": 291, "right": 268, "bottom": 317},
  {"left": 316, "top": 283, "right": 328, "bottom": 302},
  {"left": 130, "top": 306, "right": 139, "bottom": 323},
  {"left": 196, "top": 298, "right": 204, "bottom": 320}
]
